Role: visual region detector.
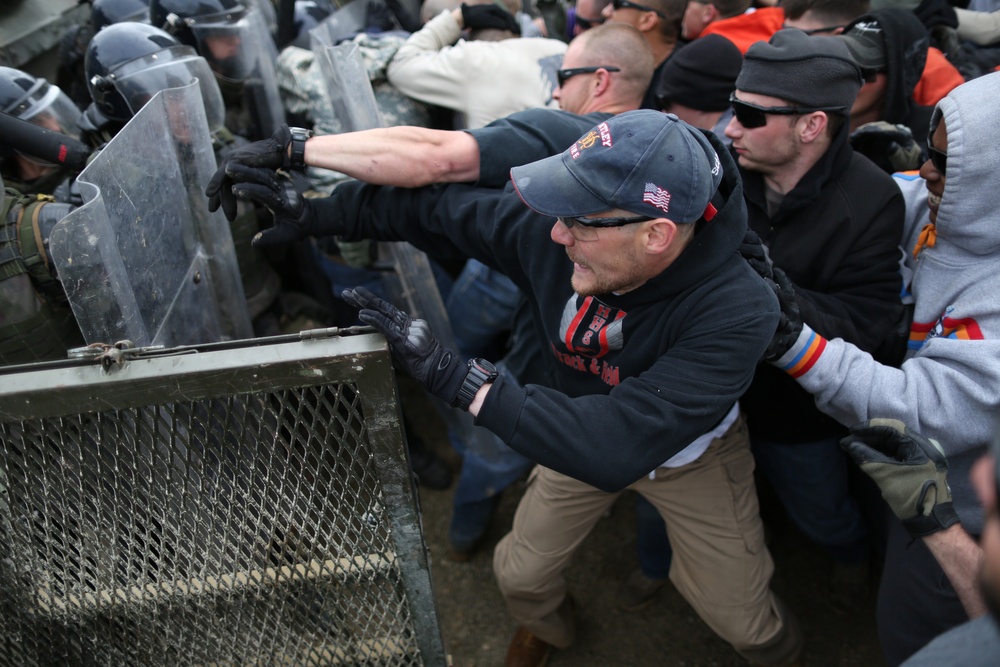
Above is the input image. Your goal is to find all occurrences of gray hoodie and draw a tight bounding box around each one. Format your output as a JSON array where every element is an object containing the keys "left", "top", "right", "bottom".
[{"left": 772, "top": 71, "right": 1000, "bottom": 533}]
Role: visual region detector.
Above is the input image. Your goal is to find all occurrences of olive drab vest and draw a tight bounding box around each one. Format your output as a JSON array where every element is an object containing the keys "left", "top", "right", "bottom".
[{"left": 0, "top": 189, "right": 84, "bottom": 365}]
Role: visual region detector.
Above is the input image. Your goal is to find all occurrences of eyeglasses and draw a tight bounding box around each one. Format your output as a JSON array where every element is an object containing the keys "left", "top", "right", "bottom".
[
  {"left": 782, "top": 22, "right": 844, "bottom": 36},
  {"left": 729, "top": 94, "right": 846, "bottom": 129},
  {"left": 927, "top": 143, "right": 947, "bottom": 176},
  {"left": 575, "top": 14, "right": 606, "bottom": 30},
  {"left": 557, "top": 66, "right": 621, "bottom": 87},
  {"left": 558, "top": 213, "right": 652, "bottom": 241},
  {"left": 611, "top": 0, "right": 668, "bottom": 19}
]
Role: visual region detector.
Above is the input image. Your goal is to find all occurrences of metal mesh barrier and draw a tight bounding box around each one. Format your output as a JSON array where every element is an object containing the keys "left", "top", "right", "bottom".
[{"left": 0, "top": 332, "right": 446, "bottom": 667}]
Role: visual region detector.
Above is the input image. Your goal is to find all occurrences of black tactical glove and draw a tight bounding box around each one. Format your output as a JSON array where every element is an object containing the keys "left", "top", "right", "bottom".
[
  {"left": 206, "top": 125, "right": 294, "bottom": 222},
  {"left": 849, "top": 121, "right": 924, "bottom": 174},
  {"left": 840, "top": 419, "right": 960, "bottom": 537},
  {"left": 738, "top": 227, "right": 774, "bottom": 283},
  {"left": 461, "top": 3, "right": 521, "bottom": 33},
  {"left": 226, "top": 163, "right": 320, "bottom": 247},
  {"left": 341, "top": 287, "right": 469, "bottom": 406},
  {"left": 764, "top": 267, "right": 803, "bottom": 362}
]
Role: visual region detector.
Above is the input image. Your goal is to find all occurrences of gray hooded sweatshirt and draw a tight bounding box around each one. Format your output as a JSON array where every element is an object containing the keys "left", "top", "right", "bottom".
[{"left": 772, "top": 71, "right": 1000, "bottom": 534}]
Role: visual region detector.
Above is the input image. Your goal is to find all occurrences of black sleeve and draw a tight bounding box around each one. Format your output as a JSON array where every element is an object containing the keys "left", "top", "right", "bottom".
[{"left": 467, "top": 109, "right": 606, "bottom": 187}]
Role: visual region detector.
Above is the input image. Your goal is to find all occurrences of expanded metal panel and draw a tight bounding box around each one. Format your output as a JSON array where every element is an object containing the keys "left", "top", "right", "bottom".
[{"left": 0, "top": 332, "right": 446, "bottom": 667}]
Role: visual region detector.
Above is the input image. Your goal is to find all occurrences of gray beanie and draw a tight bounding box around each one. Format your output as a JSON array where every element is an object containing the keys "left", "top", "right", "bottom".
[{"left": 735, "top": 29, "right": 863, "bottom": 110}]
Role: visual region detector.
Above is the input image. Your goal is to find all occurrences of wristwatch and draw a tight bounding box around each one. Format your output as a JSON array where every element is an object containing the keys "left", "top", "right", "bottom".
[
  {"left": 453, "top": 358, "right": 499, "bottom": 410},
  {"left": 289, "top": 127, "right": 312, "bottom": 170}
]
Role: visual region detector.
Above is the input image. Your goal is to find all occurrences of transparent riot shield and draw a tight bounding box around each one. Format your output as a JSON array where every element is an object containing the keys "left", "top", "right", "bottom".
[
  {"left": 315, "top": 42, "right": 506, "bottom": 460},
  {"left": 50, "top": 81, "right": 253, "bottom": 347}
]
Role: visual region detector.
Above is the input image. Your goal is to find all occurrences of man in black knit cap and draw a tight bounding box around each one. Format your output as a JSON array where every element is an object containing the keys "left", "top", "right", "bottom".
[
  {"left": 654, "top": 33, "right": 743, "bottom": 138},
  {"left": 724, "top": 28, "right": 906, "bottom": 613}
]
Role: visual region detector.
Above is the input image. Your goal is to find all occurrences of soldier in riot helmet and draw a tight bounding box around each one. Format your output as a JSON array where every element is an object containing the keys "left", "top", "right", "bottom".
[
  {"left": 82, "top": 21, "right": 283, "bottom": 326},
  {"left": 0, "top": 67, "right": 85, "bottom": 197},
  {"left": 149, "top": 0, "right": 286, "bottom": 141}
]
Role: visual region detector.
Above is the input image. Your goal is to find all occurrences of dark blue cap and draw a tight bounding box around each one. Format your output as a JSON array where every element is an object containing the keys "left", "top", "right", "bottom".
[{"left": 510, "top": 110, "right": 722, "bottom": 224}]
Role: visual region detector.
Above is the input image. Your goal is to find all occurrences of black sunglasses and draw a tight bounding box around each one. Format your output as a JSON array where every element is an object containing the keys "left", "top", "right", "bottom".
[
  {"left": 575, "top": 14, "right": 606, "bottom": 30},
  {"left": 927, "top": 143, "right": 947, "bottom": 176},
  {"left": 557, "top": 65, "right": 621, "bottom": 87},
  {"left": 730, "top": 95, "right": 846, "bottom": 129},
  {"left": 559, "top": 213, "right": 653, "bottom": 229},
  {"left": 611, "top": 0, "right": 667, "bottom": 19}
]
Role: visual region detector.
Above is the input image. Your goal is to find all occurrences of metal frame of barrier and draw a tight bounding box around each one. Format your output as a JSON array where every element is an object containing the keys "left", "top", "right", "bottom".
[{"left": 0, "top": 331, "right": 447, "bottom": 667}]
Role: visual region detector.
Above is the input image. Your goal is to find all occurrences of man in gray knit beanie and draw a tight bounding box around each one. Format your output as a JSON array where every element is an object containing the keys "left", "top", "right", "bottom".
[{"left": 720, "top": 26, "right": 907, "bottom": 617}]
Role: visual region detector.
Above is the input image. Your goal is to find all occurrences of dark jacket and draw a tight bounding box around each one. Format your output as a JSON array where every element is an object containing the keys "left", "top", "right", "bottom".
[
  {"left": 738, "top": 129, "right": 905, "bottom": 442},
  {"left": 313, "top": 132, "right": 779, "bottom": 491},
  {"left": 872, "top": 8, "right": 935, "bottom": 147}
]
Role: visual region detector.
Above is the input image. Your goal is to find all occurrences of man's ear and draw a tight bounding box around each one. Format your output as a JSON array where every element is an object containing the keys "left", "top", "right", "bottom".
[
  {"left": 799, "top": 111, "right": 829, "bottom": 143},
  {"left": 643, "top": 219, "right": 681, "bottom": 254}
]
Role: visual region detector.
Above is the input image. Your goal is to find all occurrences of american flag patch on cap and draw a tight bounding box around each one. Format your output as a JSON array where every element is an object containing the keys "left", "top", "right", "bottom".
[{"left": 643, "top": 183, "right": 671, "bottom": 213}]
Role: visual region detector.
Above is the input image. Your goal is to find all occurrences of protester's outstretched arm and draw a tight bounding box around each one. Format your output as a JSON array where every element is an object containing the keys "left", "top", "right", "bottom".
[
  {"left": 305, "top": 126, "right": 481, "bottom": 187},
  {"left": 206, "top": 124, "right": 482, "bottom": 221},
  {"left": 841, "top": 420, "right": 987, "bottom": 618},
  {"left": 923, "top": 524, "right": 986, "bottom": 619}
]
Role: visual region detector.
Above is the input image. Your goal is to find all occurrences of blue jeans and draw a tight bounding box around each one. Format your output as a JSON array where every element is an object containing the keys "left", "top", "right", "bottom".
[
  {"left": 446, "top": 259, "right": 521, "bottom": 360},
  {"left": 751, "top": 434, "right": 869, "bottom": 564}
]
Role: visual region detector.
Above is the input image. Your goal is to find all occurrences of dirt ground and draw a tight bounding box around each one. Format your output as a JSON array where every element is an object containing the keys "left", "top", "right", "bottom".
[{"left": 402, "top": 383, "right": 887, "bottom": 667}]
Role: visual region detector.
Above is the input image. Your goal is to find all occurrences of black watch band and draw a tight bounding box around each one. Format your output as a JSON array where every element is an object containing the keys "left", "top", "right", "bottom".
[
  {"left": 289, "top": 127, "right": 312, "bottom": 170},
  {"left": 453, "top": 358, "right": 499, "bottom": 411}
]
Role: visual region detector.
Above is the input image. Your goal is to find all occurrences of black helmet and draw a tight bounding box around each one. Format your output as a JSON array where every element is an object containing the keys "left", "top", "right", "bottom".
[
  {"left": 289, "top": 0, "right": 333, "bottom": 48},
  {"left": 0, "top": 66, "right": 82, "bottom": 136},
  {"left": 84, "top": 23, "right": 182, "bottom": 121},
  {"left": 91, "top": 0, "right": 151, "bottom": 31},
  {"left": 148, "top": 0, "right": 246, "bottom": 48}
]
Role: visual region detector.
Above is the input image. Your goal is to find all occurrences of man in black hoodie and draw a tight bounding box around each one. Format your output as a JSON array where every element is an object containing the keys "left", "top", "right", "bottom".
[
  {"left": 225, "top": 110, "right": 803, "bottom": 667},
  {"left": 841, "top": 8, "right": 935, "bottom": 173}
]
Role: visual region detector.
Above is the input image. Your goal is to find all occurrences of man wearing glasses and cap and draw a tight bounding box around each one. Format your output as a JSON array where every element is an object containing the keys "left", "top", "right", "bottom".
[
  {"left": 724, "top": 28, "right": 906, "bottom": 612},
  {"left": 224, "top": 109, "right": 803, "bottom": 666}
]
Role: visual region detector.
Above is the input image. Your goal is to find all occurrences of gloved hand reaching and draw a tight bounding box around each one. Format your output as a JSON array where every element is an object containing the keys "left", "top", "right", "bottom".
[
  {"left": 840, "top": 418, "right": 960, "bottom": 537},
  {"left": 764, "top": 266, "right": 803, "bottom": 362},
  {"left": 341, "top": 287, "right": 470, "bottom": 407},
  {"left": 225, "top": 163, "right": 320, "bottom": 247},
  {"left": 738, "top": 227, "right": 774, "bottom": 283},
  {"left": 206, "top": 125, "right": 294, "bottom": 222},
  {"left": 460, "top": 3, "right": 521, "bottom": 33},
  {"left": 849, "top": 121, "right": 923, "bottom": 174}
]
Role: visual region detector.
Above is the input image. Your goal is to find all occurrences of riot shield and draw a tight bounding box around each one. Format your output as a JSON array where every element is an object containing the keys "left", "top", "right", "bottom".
[
  {"left": 314, "top": 43, "right": 504, "bottom": 459},
  {"left": 308, "top": 0, "right": 390, "bottom": 48},
  {"left": 189, "top": 7, "right": 286, "bottom": 138},
  {"left": 49, "top": 81, "right": 253, "bottom": 347}
]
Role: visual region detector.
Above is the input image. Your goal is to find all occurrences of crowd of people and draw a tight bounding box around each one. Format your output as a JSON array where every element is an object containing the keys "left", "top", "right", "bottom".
[{"left": 3, "top": 0, "right": 1000, "bottom": 665}]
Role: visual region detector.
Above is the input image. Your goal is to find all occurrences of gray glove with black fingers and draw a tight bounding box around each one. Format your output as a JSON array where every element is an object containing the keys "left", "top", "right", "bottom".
[
  {"left": 840, "top": 418, "right": 960, "bottom": 537},
  {"left": 849, "top": 121, "right": 924, "bottom": 174}
]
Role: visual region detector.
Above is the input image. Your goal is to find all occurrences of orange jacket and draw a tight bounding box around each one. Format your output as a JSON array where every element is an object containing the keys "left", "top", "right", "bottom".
[{"left": 702, "top": 8, "right": 965, "bottom": 108}]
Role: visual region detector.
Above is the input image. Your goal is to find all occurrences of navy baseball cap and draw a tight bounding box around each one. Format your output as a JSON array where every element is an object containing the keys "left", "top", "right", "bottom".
[{"left": 510, "top": 109, "right": 723, "bottom": 224}]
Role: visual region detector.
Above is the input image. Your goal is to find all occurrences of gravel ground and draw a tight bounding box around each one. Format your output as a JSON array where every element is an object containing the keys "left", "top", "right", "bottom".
[{"left": 402, "top": 382, "right": 887, "bottom": 667}]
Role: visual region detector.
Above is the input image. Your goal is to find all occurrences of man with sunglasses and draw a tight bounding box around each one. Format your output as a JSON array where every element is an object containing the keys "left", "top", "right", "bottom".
[
  {"left": 724, "top": 28, "right": 906, "bottom": 614},
  {"left": 223, "top": 109, "right": 803, "bottom": 667},
  {"left": 569, "top": 0, "right": 611, "bottom": 35},
  {"left": 767, "top": 70, "right": 1000, "bottom": 664},
  {"left": 600, "top": 0, "right": 686, "bottom": 109}
]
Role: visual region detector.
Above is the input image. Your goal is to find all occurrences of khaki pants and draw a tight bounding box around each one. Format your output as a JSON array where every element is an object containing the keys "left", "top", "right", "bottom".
[{"left": 493, "top": 413, "right": 803, "bottom": 666}]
